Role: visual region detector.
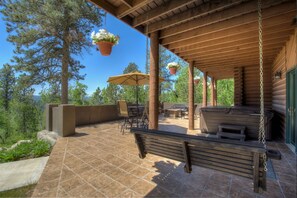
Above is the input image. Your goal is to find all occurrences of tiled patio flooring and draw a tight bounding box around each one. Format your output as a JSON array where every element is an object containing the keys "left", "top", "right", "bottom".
[{"left": 32, "top": 119, "right": 296, "bottom": 198}]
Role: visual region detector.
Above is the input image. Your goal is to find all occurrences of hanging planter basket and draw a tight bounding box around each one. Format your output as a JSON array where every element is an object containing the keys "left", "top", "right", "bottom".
[
  {"left": 91, "top": 29, "right": 119, "bottom": 56},
  {"left": 169, "top": 67, "right": 177, "bottom": 75},
  {"left": 194, "top": 77, "right": 201, "bottom": 85},
  {"left": 96, "top": 41, "right": 114, "bottom": 56},
  {"left": 167, "top": 62, "right": 180, "bottom": 75}
]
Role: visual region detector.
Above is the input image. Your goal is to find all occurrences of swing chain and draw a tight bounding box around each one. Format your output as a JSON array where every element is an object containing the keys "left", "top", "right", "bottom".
[{"left": 258, "top": 0, "right": 267, "bottom": 172}]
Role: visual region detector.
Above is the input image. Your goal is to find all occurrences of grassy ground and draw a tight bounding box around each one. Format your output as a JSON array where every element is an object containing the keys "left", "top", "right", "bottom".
[
  {"left": 0, "top": 184, "right": 36, "bottom": 197},
  {"left": 0, "top": 139, "right": 51, "bottom": 163}
]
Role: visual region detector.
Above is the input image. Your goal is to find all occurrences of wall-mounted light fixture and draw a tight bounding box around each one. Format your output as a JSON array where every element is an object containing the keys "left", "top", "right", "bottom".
[{"left": 274, "top": 71, "right": 282, "bottom": 80}]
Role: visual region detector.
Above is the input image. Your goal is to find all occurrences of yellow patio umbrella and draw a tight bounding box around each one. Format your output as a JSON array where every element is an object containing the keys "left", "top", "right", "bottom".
[{"left": 107, "top": 72, "right": 164, "bottom": 105}]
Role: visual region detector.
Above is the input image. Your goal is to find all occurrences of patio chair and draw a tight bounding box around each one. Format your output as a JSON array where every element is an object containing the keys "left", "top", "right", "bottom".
[
  {"left": 139, "top": 101, "right": 149, "bottom": 129},
  {"left": 117, "top": 100, "right": 137, "bottom": 134},
  {"left": 182, "top": 104, "right": 197, "bottom": 119}
]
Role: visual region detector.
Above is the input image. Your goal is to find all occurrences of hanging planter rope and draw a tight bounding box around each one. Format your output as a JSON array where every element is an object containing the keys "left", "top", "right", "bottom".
[
  {"left": 166, "top": 62, "right": 180, "bottom": 75},
  {"left": 91, "top": 29, "right": 120, "bottom": 56}
]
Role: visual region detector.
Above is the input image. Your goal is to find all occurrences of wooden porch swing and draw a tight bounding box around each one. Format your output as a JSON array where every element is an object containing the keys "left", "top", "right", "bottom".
[{"left": 131, "top": 0, "right": 268, "bottom": 193}]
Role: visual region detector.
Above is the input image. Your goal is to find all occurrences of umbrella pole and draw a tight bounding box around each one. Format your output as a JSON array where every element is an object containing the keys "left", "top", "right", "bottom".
[{"left": 136, "top": 85, "right": 139, "bottom": 127}]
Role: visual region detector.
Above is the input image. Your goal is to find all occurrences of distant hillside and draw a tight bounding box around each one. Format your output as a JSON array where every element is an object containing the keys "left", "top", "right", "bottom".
[{"left": 33, "top": 95, "right": 41, "bottom": 101}]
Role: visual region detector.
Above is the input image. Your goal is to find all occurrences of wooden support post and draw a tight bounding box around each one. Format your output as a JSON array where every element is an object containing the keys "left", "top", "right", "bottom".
[
  {"left": 214, "top": 79, "right": 217, "bottom": 106},
  {"left": 202, "top": 72, "right": 208, "bottom": 107},
  {"left": 182, "top": 141, "right": 192, "bottom": 173},
  {"left": 209, "top": 77, "right": 217, "bottom": 106},
  {"left": 210, "top": 77, "right": 215, "bottom": 106},
  {"left": 188, "top": 61, "right": 194, "bottom": 130},
  {"left": 234, "top": 67, "right": 244, "bottom": 106},
  {"left": 149, "top": 31, "right": 160, "bottom": 130}
]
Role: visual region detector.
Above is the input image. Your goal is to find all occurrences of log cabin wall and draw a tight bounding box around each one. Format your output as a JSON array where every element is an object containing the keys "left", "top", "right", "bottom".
[
  {"left": 271, "top": 29, "right": 297, "bottom": 139},
  {"left": 234, "top": 64, "right": 272, "bottom": 108}
]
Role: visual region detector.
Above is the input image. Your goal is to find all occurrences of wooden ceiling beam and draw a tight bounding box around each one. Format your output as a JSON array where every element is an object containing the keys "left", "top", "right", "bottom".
[
  {"left": 187, "top": 48, "right": 280, "bottom": 63},
  {"left": 145, "top": 0, "right": 240, "bottom": 33},
  {"left": 182, "top": 42, "right": 283, "bottom": 60},
  {"left": 178, "top": 35, "right": 291, "bottom": 57},
  {"left": 119, "top": 0, "right": 133, "bottom": 8},
  {"left": 160, "top": 0, "right": 291, "bottom": 39},
  {"left": 161, "top": 4, "right": 296, "bottom": 45},
  {"left": 167, "top": 13, "right": 295, "bottom": 49},
  {"left": 192, "top": 52, "right": 277, "bottom": 64},
  {"left": 190, "top": 58, "right": 278, "bottom": 71},
  {"left": 132, "top": 0, "right": 197, "bottom": 27},
  {"left": 88, "top": 0, "right": 117, "bottom": 15},
  {"left": 89, "top": 0, "right": 146, "bottom": 33},
  {"left": 174, "top": 24, "right": 293, "bottom": 53},
  {"left": 189, "top": 52, "right": 279, "bottom": 65},
  {"left": 117, "top": 0, "right": 154, "bottom": 18}
]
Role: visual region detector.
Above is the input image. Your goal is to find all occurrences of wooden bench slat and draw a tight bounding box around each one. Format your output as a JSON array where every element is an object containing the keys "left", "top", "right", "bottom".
[
  {"left": 190, "top": 154, "right": 253, "bottom": 174},
  {"left": 144, "top": 138, "right": 182, "bottom": 147},
  {"left": 148, "top": 150, "right": 184, "bottom": 161},
  {"left": 146, "top": 144, "right": 183, "bottom": 156},
  {"left": 188, "top": 143, "right": 255, "bottom": 156},
  {"left": 189, "top": 145, "right": 253, "bottom": 161},
  {"left": 190, "top": 159, "right": 253, "bottom": 179},
  {"left": 145, "top": 142, "right": 183, "bottom": 151},
  {"left": 189, "top": 150, "right": 253, "bottom": 166}
]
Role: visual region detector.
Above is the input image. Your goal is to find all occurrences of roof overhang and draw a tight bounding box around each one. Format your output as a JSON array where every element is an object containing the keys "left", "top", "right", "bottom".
[{"left": 89, "top": 0, "right": 297, "bottom": 80}]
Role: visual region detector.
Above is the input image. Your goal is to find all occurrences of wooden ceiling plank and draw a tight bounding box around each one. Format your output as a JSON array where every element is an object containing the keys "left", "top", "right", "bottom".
[
  {"left": 196, "top": 55, "right": 276, "bottom": 67},
  {"left": 174, "top": 24, "right": 293, "bottom": 53},
  {"left": 117, "top": 0, "right": 154, "bottom": 18},
  {"left": 161, "top": 0, "right": 291, "bottom": 38},
  {"left": 167, "top": 12, "right": 295, "bottom": 49},
  {"left": 88, "top": 0, "right": 144, "bottom": 33},
  {"left": 88, "top": 0, "right": 117, "bottom": 15},
  {"left": 196, "top": 51, "right": 274, "bottom": 65},
  {"left": 187, "top": 48, "right": 281, "bottom": 61},
  {"left": 120, "top": 0, "right": 133, "bottom": 8},
  {"left": 132, "top": 0, "right": 197, "bottom": 27},
  {"left": 147, "top": 0, "right": 241, "bottom": 33},
  {"left": 188, "top": 48, "right": 280, "bottom": 61},
  {"left": 161, "top": 4, "right": 296, "bottom": 45},
  {"left": 188, "top": 47, "right": 280, "bottom": 60},
  {"left": 178, "top": 35, "right": 291, "bottom": 57},
  {"left": 193, "top": 52, "right": 278, "bottom": 63}
]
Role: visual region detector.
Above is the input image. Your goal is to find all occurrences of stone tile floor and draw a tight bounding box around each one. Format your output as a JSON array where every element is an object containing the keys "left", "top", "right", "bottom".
[{"left": 32, "top": 119, "right": 296, "bottom": 198}]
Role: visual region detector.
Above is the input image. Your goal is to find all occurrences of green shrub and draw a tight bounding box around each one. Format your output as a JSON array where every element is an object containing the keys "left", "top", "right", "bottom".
[{"left": 0, "top": 140, "right": 51, "bottom": 163}]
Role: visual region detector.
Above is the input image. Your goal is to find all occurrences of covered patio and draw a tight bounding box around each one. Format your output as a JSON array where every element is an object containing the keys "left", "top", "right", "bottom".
[
  {"left": 90, "top": 0, "right": 296, "bottom": 133},
  {"left": 35, "top": 0, "right": 297, "bottom": 197},
  {"left": 32, "top": 120, "right": 296, "bottom": 197}
]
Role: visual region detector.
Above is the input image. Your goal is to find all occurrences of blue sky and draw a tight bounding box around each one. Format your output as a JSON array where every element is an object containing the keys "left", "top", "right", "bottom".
[{"left": 0, "top": 13, "right": 158, "bottom": 95}]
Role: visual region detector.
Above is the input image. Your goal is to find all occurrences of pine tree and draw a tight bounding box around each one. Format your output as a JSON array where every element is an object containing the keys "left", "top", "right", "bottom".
[
  {"left": 0, "top": 64, "right": 15, "bottom": 111},
  {"left": 89, "top": 87, "right": 103, "bottom": 105},
  {"left": 10, "top": 83, "right": 41, "bottom": 135},
  {"left": 102, "top": 84, "right": 122, "bottom": 104},
  {"left": 159, "top": 46, "right": 176, "bottom": 97},
  {"left": 0, "top": 0, "right": 103, "bottom": 104},
  {"left": 40, "top": 83, "right": 61, "bottom": 104},
  {"left": 69, "top": 81, "right": 88, "bottom": 105}
]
